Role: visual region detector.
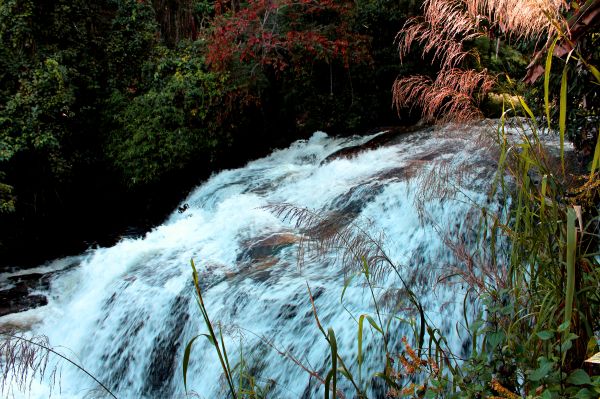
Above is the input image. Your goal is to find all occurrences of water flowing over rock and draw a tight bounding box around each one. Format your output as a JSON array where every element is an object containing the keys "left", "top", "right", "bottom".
[{"left": 2, "top": 121, "right": 517, "bottom": 398}]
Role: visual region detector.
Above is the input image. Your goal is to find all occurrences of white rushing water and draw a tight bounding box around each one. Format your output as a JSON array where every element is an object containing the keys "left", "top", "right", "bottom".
[{"left": 2, "top": 122, "right": 507, "bottom": 398}]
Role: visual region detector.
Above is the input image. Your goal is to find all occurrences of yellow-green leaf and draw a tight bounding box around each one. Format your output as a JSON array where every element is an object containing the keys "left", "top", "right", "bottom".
[
  {"left": 183, "top": 335, "right": 200, "bottom": 393},
  {"left": 545, "top": 38, "right": 558, "bottom": 130}
]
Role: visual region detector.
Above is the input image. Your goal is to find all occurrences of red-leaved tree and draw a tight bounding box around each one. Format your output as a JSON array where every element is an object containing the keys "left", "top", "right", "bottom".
[{"left": 205, "top": 0, "right": 371, "bottom": 76}]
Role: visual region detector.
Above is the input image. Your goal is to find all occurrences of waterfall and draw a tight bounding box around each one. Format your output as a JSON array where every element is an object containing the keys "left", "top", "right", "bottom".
[{"left": 2, "top": 122, "right": 506, "bottom": 398}]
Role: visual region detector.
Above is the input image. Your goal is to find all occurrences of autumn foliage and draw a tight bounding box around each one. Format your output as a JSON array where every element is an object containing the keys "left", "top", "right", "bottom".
[{"left": 205, "top": 0, "right": 372, "bottom": 74}]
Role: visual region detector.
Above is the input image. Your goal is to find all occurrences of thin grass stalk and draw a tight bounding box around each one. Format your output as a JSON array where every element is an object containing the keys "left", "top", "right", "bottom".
[
  {"left": 220, "top": 329, "right": 234, "bottom": 386},
  {"left": 0, "top": 333, "right": 117, "bottom": 399},
  {"left": 190, "top": 259, "right": 238, "bottom": 399},
  {"left": 306, "top": 283, "right": 362, "bottom": 398},
  {"left": 540, "top": 175, "right": 548, "bottom": 220},
  {"left": 361, "top": 258, "right": 387, "bottom": 349}
]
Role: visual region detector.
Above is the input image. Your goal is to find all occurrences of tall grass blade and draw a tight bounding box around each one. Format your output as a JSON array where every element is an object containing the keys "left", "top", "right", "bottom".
[
  {"left": 220, "top": 330, "right": 233, "bottom": 379},
  {"left": 190, "top": 259, "right": 237, "bottom": 399},
  {"left": 365, "top": 315, "right": 383, "bottom": 335},
  {"left": 330, "top": 328, "right": 337, "bottom": 398},
  {"left": 564, "top": 207, "right": 577, "bottom": 336},
  {"left": 545, "top": 38, "right": 558, "bottom": 130},
  {"left": 559, "top": 52, "right": 573, "bottom": 174},
  {"left": 324, "top": 369, "right": 333, "bottom": 399},
  {"left": 591, "top": 127, "right": 600, "bottom": 175},
  {"left": 358, "top": 315, "right": 365, "bottom": 382},
  {"left": 519, "top": 96, "right": 536, "bottom": 124},
  {"left": 587, "top": 64, "right": 600, "bottom": 83},
  {"left": 540, "top": 175, "right": 548, "bottom": 217},
  {"left": 183, "top": 335, "right": 200, "bottom": 393},
  {"left": 327, "top": 328, "right": 338, "bottom": 399}
]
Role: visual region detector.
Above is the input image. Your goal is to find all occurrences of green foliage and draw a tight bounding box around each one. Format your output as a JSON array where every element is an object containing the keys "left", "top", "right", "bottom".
[
  {"left": 439, "top": 66, "right": 599, "bottom": 397},
  {"left": 0, "top": 55, "right": 77, "bottom": 218},
  {"left": 1, "top": 57, "right": 75, "bottom": 158},
  {"left": 106, "top": 0, "right": 159, "bottom": 88},
  {"left": 0, "top": 172, "right": 15, "bottom": 213},
  {"left": 105, "top": 42, "right": 228, "bottom": 186},
  {"left": 0, "top": 0, "right": 432, "bottom": 260}
]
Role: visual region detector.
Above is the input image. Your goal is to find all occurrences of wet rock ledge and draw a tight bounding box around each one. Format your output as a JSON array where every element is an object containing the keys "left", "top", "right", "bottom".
[{"left": 0, "top": 273, "right": 50, "bottom": 317}]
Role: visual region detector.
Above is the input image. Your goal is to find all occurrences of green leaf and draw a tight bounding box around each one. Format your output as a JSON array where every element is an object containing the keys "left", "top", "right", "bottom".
[
  {"left": 519, "top": 96, "right": 536, "bottom": 123},
  {"left": 587, "top": 64, "right": 600, "bottom": 83},
  {"left": 339, "top": 367, "right": 352, "bottom": 380},
  {"left": 540, "top": 174, "right": 548, "bottom": 216},
  {"left": 374, "top": 372, "right": 400, "bottom": 389},
  {"left": 557, "top": 321, "right": 570, "bottom": 333},
  {"left": 528, "top": 360, "right": 554, "bottom": 381},
  {"left": 590, "top": 127, "right": 600, "bottom": 175},
  {"left": 201, "top": 333, "right": 216, "bottom": 346},
  {"left": 324, "top": 369, "right": 333, "bottom": 399},
  {"left": 565, "top": 333, "right": 579, "bottom": 342},
  {"left": 183, "top": 335, "right": 200, "bottom": 393},
  {"left": 340, "top": 274, "right": 355, "bottom": 303},
  {"left": 567, "top": 369, "right": 592, "bottom": 386},
  {"left": 487, "top": 331, "right": 505, "bottom": 349},
  {"left": 575, "top": 388, "right": 598, "bottom": 399},
  {"left": 564, "top": 207, "right": 577, "bottom": 334},
  {"left": 537, "top": 330, "right": 554, "bottom": 341},
  {"left": 560, "top": 339, "right": 573, "bottom": 353},
  {"left": 366, "top": 315, "right": 383, "bottom": 335}
]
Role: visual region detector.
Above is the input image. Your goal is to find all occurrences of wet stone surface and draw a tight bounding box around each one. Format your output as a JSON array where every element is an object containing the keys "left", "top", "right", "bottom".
[{"left": 0, "top": 273, "right": 51, "bottom": 316}]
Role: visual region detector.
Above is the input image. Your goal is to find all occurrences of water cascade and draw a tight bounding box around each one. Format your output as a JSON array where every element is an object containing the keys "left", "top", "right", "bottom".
[{"left": 2, "top": 122, "right": 509, "bottom": 398}]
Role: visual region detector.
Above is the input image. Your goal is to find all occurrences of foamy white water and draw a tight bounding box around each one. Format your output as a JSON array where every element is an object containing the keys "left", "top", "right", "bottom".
[{"left": 2, "top": 122, "right": 510, "bottom": 398}]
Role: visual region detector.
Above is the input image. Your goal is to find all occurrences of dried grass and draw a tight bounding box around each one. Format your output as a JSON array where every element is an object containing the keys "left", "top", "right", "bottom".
[
  {"left": 0, "top": 332, "right": 116, "bottom": 398},
  {"left": 467, "top": 0, "right": 566, "bottom": 40},
  {"left": 0, "top": 332, "right": 57, "bottom": 397},
  {"left": 398, "top": 20, "right": 476, "bottom": 70},
  {"left": 264, "top": 203, "right": 394, "bottom": 282},
  {"left": 394, "top": 0, "right": 567, "bottom": 122},
  {"left": 393, "top": 69, "right": 496, "bottom": 123}
]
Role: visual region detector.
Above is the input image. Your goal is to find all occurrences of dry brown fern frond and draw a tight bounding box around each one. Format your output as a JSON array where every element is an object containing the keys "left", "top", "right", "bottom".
[{"left": 264, "top": 203, "right": 397, "bottom": 282}]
